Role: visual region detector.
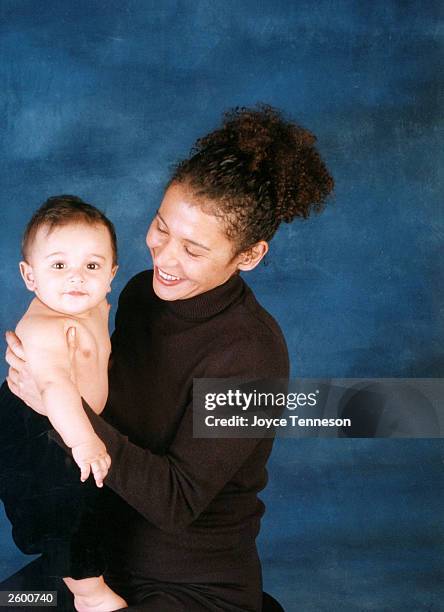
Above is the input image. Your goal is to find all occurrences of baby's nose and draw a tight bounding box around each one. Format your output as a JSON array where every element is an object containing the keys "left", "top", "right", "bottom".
[{"left": 69, "top": 270, "right": 85, "bottom": 283}]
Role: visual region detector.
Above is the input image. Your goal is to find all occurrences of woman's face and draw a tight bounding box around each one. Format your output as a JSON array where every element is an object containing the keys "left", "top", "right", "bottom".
[{"left": 146, "top": 183, "right": 243, "bottom": 301}]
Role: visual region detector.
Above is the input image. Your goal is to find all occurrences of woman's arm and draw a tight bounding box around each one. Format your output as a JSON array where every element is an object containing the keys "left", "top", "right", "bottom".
[
  {"left": 81, "top": 319, "right": 287, "bottom": 533},
  {"left": 5, "top": 330, "right": 271, "bottom": 533},
  {"left": 82, "top": 392, "right": 263, "bottom": 533}
]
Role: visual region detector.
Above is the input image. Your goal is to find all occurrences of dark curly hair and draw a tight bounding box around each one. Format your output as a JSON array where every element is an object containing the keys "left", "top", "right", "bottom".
[{"left": 170, "top": 104, "right": 334, "bottom": 253}]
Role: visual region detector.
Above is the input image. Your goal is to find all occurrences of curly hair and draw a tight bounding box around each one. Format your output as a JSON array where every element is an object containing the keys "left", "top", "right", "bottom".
[{"left": 170, "top": 104, "right": 334, "bottom": 252}]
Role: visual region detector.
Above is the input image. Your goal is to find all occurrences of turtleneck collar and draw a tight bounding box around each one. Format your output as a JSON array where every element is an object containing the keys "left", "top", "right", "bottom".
[{"left": 164, "top": 272, "right": 245, "bottom": 320}]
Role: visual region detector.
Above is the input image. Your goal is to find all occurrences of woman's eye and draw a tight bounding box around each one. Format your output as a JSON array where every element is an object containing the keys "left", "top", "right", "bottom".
[
  {"left": 157, "top": 224, "right": 168, "bottom": 234},
  {"left": 87, "top": 263, "right": 100, "bottom": 270},
  {"left": 52, "top": 262, "right": 65, "bottom": 269},
  {"left": 185, "top": 248, "right": 199, "bottom": 258}
]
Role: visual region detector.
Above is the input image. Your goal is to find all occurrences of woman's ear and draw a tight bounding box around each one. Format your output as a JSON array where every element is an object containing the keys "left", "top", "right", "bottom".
[
  {"left": 237, "top": 241, "right": 269, "bottom": 272},
  {"left": 19, "top": 261, "right": 36, "bottom": 291}
]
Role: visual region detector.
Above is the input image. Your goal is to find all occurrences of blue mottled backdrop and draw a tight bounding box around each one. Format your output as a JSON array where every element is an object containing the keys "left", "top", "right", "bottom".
[{"left": 1, "top": 1, "right": 443, "bottom": 610}]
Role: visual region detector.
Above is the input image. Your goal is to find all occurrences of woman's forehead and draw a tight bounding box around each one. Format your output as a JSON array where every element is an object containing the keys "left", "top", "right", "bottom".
[{"left": 158, "top": 184, "right": 230, "bottom": 248}]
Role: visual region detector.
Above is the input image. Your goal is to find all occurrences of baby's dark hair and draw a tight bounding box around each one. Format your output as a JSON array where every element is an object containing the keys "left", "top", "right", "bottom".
[
  {"left": 170, "top": 104, "right": 334, "bottom": 252},
  {"left": 22, "top": 195, "right": 118, "bottom": 265}
]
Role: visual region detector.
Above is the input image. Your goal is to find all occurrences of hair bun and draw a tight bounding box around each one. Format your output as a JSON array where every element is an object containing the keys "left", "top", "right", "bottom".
[
  {"left": 172, "top": 104, "right": 333, "bottom": 250},
  {"left": 194, "top": 104, "right": 333, "bottom": 224}
]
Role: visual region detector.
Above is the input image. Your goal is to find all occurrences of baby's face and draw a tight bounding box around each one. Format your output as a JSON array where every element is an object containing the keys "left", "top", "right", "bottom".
[{"left": 20, "top": 222, "right": 117, "bottom": 316}]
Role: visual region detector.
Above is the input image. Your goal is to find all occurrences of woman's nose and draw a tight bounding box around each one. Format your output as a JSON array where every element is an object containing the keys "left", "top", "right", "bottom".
[{"left": 155, "top": 239, "right": 179, "bottom": 267}]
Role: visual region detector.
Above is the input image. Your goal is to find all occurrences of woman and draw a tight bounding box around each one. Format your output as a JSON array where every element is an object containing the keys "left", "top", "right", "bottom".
[{"left": 5, "top": 105, "right": 333, "bottom": 611}]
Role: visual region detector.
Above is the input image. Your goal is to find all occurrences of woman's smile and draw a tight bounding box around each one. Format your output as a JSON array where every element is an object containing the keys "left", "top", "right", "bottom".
[{"left": 155, "top": 266, "right": 183, "bottom": 285}]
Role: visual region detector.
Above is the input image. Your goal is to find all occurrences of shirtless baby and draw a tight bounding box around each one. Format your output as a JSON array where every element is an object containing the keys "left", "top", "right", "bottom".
[{"left": 15, "top": 195, "right": 126, "bottom": 612}]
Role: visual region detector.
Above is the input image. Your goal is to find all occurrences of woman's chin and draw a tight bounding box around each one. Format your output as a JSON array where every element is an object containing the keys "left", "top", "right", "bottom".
[{"left": 152, "top": 276, "right": 192, "bottom": 301}]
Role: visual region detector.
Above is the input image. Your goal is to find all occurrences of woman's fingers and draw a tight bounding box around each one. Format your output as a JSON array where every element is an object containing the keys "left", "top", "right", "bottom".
[
  {"left": 7, "top": 366, "right": 20, "bottom": 385},
  {"left": 5, "top": 346, "right": 25, "bottom": 370},
  {"left": 6, "top": 375, "right": 21, "bottom": 398},
  {"left": 5, "top": 331, "right": 26, "bottom": 361},
  {"left": 66, "top": 327, "right": 78, "bottom": 385}
]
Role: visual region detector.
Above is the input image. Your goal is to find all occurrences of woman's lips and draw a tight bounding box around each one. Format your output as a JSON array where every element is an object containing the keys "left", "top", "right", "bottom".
[{"left": 155, "top": 266, "right": 183, "bottom": 286}]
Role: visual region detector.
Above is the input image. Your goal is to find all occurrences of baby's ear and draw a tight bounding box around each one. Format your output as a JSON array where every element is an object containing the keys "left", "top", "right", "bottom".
[
  {"left": 19, "top": 261, "right": 36, "bottom": 291},
  {"left": 107, "top": 265, "right": 118, "bottom": 293}
]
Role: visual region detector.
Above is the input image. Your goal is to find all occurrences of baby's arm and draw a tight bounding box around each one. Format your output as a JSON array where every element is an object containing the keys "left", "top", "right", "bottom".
[{"left": 15, "top": 316, "right": 111, "bottom": 487}]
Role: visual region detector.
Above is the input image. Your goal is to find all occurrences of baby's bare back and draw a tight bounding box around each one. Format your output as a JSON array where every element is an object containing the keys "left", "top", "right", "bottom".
[{"left": 17, "top": 298, "right": 111, "bottom": 414}]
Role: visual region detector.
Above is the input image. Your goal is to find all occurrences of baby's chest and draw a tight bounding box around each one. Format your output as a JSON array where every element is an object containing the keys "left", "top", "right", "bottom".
[
  {"left": 70, "top": 324, "right": 110, "bottom": 412},
  {"left": 73, "top": 323, "right": 110, "bottom": 371}
]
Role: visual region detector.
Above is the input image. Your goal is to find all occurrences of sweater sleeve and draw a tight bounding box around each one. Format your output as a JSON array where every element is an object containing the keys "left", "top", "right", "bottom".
[{"left": 84, "top": 400, "right": 254, "bottom": 533}]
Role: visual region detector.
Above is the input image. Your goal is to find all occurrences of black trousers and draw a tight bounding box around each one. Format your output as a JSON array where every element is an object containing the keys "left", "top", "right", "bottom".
[
  {"left": 0, "top": 382, "right": 104, "bottom": 579},
  {"left": 0, "top": 556, "right": 266, "bottom": 611},
  {"left": 102, "top": 547, "right": 263, "bottom": 611}
]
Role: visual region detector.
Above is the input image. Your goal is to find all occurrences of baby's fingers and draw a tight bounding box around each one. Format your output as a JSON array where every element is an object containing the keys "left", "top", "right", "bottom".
[
  {"left": 91, "top": 456, "right": 110, "bottom": 488},
  {"left": 79, "top": 462, "right": 90, "bottom": 483}
]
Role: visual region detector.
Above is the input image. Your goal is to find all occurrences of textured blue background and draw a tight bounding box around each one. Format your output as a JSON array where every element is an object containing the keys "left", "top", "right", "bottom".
[{"left": 1, "top": 1, "right": 443, "bottom": 609}]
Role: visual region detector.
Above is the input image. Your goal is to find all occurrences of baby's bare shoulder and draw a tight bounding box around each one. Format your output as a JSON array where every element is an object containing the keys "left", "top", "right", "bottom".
[{"left": 16, "top": 310, "right": 72, "bottom": 348}]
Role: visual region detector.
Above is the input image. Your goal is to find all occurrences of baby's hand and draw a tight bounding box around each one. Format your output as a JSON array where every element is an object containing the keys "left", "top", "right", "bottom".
[{"left": 71, "top": 436, "right": 111, "bottom": 488}]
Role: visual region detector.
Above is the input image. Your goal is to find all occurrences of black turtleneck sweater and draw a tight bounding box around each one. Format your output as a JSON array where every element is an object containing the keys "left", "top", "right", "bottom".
[{"left": 83, "top": 270, "right": 289, "bottom": 581}]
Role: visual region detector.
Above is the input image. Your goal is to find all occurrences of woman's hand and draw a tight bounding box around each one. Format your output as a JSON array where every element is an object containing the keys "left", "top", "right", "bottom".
[
  {"left": 6, "top": 327, "right": 78, "bottom": 416},
  {"left": 5, "top": 331, "right": 47, "bottom": 414}
]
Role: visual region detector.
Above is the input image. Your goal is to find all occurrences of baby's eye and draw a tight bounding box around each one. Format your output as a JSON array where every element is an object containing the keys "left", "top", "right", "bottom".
[
  {"left": 52, "top": 262, "right": 65, "bottom": 269},
  {"left": 86, "top": 263, "right": 100, "bottom": 270},
  {"left": 157, "top": 223, "right": 168, "bottom": 234}
]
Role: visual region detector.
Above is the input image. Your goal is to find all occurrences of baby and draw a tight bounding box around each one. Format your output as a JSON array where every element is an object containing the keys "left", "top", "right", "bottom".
[{"left": 14, "top": 195, "right": 126, "bottom": 612}]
